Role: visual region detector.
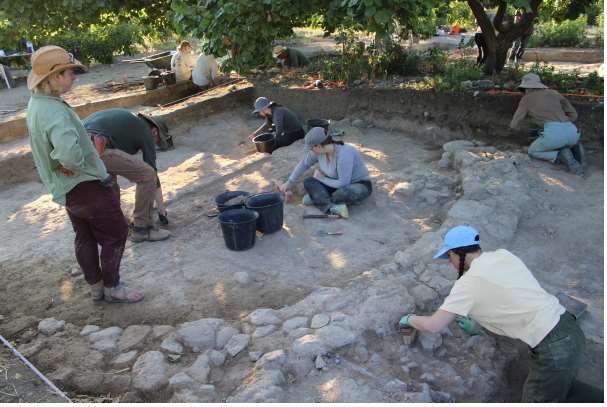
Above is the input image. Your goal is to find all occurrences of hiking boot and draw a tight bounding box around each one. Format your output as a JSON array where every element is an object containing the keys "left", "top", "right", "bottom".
[
  {"left": 329, "top": 204, "right": 349, "bottom": 219},
  {"left": 556, "top": 148, "right": 584, "bottom": 176},
  {"left": 158, "top": 212, "right": 169, "bottom": 226},
  {"left": 90, "top": 280, "right": 104, "bottom": 301},
  {"left": 104, "top": 283, "right": 144, "bottom": 304},
  {"left": 570, "top": 141, "right": 587, "bottom": 170},
  {"left": 130, "top": 226, "right": 171, "bottom": 243},
  {"left": 302, "top": 194, "right": 314, "bottom": 206}
]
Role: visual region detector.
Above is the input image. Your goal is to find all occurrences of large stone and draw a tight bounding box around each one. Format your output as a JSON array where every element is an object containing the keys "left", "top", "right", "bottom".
[
  {"left": 443, "top": 140, "right": 475, "bottom": 153},
  {"left": 316, "top": 325, "right": 356, "bottom": 349},
  {"left": 227, "top": 370, "right": 286, "bottom": 402},
  {"left": 131, "top": 351, "right": 169, "bottom": 393},
  {"left": 82, "top": 350, "right": 105, "bottom": 370},
  {"left": 288, "top": 327, "right": 313, "bottom": 340},
  {"left": 80, "top": 325, "right": 100, "bottom": 336},
  {"left": 169, "top": 372, "right": 195, "bottom": 391},
  {"left": 110, "top": 351, "right": 138, "bottom": 369},
  {"left": 17, "top": 341, "right": 43, "bottom": 358},
  {"left": 247, "top": 309, "right": 281, "bottom": 326},
  {"left": 392, "top": 181, "right": 417, "bottom": 198},
  {"left": 208, "top": 350, "right": 226, "bottom": 366},
  {"left": 255, "top": 350, "right": 286, "bottom": 370},
  {"left": 310, "top": 314, "right": 331, "bottom": 329},
  {"left": 101, "top": 374, "right": 132, "bottom": 394},
  {"left": 315, "top": 355, "right": 327, "bottom": 370},
  {"left": 175, "top": 319, "right": 223, "bottom": 352},
  {"left": 151, "top": 325, "right": 173, "bottom": 339},
  {"left": 38, "top": 318, "right": 65, "bottom": 336},
  {"left": 409, "top": 284, "right": 438, "bottom": 309},
  {"left": 171, "top": 385, "right": 218, "bottom": 403},
  {"left": 118, "top": 325, "right": 151, "bottom": 352},
  {"left": 89, "top": 327, "right": 123, "bottom": 354},
  {"left": 282, "top": 316, "right": 308, "bottom": 332},
  {"left": 72, "top": 371, "right": 104, "bottom": 394},
  {"left": 292, "top": 334, "right": 328, "bottom": 357},
  {"left": 216, "top": 326, "right": 239, "bottom": 349},
  {"left": 49, "top": 367, "right": 74, "bottom": 388},
  {"left": 187, "top": 354, "right": 211, "bottom": 383},
  {"left": 160, "top": 335, "right": 184, "bottom": 354},
  {"left": 225, "top": 334, "right": 250, "bottom": 356},
  {"left": 252, "top": 325, "right": 277, "bottom": 339},
  {"left": 418, "top": 331, "right": 443, "bottom": 353}
]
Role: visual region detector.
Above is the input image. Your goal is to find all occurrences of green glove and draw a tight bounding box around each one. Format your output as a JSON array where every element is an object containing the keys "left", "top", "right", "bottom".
[
  {"left": 399, "top": 314, "right": 413, "bottom": 328},
  {"left": 455, "top": 316, "right": 482, "bottom": 336}
]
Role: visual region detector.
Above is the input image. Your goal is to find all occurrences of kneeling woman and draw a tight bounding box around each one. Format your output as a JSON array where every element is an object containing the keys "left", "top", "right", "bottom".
[{"left": 279, "top": 127, "right": 372, "bottom": 218}]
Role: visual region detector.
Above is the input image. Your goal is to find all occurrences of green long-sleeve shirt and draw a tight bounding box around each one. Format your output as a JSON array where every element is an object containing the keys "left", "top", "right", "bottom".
[{"left": 27, "top": 93, "right": 109, "bottom": 205}]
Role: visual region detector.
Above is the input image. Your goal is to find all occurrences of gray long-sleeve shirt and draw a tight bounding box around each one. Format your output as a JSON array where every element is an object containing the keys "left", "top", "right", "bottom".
[
  {"left": 286, "top": 144, "right": 371, "bottom": 190},
  {"left": 510, "top": 89, "right": 577, "bottom": 130}
]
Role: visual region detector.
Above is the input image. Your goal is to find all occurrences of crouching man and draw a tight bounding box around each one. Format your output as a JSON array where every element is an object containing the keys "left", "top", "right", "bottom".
[{"left": 83, "top": 108, "right": 173, "bottom": 242}]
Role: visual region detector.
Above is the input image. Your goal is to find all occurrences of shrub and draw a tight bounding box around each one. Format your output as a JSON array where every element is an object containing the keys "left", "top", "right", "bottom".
[
  {"left": 528, "top": 62, "right": 603, "bottom": 94},
  {"left": 528, "top": 15, "right": 588, "bottom": 48},
  {"left": 422, "top": 58, "right": 483, "bottom": 91}
]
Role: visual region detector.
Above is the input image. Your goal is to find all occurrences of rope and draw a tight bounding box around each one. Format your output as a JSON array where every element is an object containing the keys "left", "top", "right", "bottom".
[{"left": 0, "top": 334, "right": 72, "bottom": 403}]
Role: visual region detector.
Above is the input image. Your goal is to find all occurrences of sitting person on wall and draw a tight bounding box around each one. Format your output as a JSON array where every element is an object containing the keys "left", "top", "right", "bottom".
[
  {"left": 398, "top": 225, "right": 603, "bottom": 403},
  {"left": 278, "top": 127, "right": 372, "bottom": 219},
  {"left": 192, "top": 53, "right": 220, "bottom": 89},
  {"left": 274, "top": 46, "right": 309, "bottom": 68},
  {"left": 509, "top": 73, "right": 586, "bottom": 175},
  {"left": 171, "top": 41, "right": 197, "bottom": 82},
  {"left": 83, "top": 108, "right": 174, "bottom": 242},
  {"left": 249, "top": 97, "right": 305, "bottom": 151}
]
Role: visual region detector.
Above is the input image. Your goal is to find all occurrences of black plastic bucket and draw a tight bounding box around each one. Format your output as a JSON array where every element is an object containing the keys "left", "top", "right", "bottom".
[
  {"left": 218, "top": 209, "right": 259, "bottom": 251},
  {"left": 215, "top": 190, "right": 251, "bottom": 212},
  {"left": 306, "top": 118, "right": 330, "bottom": 133},
  {"left": 252, "top": 133, "right": 276, "bottom": 154},
  {"left": 245, "top": 192, "right": 284, "bottom": 234}
]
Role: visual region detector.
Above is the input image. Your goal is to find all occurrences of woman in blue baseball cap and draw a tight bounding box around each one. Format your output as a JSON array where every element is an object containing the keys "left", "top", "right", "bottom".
[
  {"left": 248, "top": 96, "right": 304, "bottom": 152},
  {"left": 398, "top": 225, "right": 601, "bottom": 402}
]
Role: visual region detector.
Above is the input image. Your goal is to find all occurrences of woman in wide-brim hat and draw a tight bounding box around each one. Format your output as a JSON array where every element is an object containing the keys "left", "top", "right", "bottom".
[
  {"left": 26, "top": 45, "right": 144, "bottom": 304},
  {"left": 509, "top": 73, "right": 586, "bottom": 176}
]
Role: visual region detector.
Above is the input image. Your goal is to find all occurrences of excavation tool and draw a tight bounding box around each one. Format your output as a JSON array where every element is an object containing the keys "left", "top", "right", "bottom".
[
  {"left": 314, "top": 229, "right": 343, "bottom": 237},
  {"left": 397, "top": 322, "right": 417, "bottom": 345},
  {"left": 556, "top": 292, "right": 588, "bottom": 319},
  {"left": 303, "top": 213, "right": 341, "bottom": 219}
]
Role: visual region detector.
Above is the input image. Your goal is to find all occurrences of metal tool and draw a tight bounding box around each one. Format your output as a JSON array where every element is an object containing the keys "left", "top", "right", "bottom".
[
  {"left": 315, "top": 230, "right": 343, "bottom": 236},
  {"left": 303, "top": 213, "right": 341, "bottom": 219}
]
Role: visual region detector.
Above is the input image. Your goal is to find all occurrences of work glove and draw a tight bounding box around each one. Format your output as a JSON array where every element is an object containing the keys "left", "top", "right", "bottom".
[
  {"left": 398, "top": 314, "right": 413, "bottom": 328},
  {"left": 455, "top": 316, "right": 483, "bottom": 336}
]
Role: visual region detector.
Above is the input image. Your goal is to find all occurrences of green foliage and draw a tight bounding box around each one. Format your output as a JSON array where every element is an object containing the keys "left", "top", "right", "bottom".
[
  {"left": 303, "top": 13, "right": 326, "bottom": 29},
  {"left": 527, "top": 62, "right": 603, "bottom": 94},
  {"left": 539, "top": 0, "right": 596, "bottom": 22},
  {"left": 422, "top": 58, "right": 484, "bottom": 91},
  {"left": 528, "top": 15, "right": 590, "bottom": 47},
  {"left": 50, "top": 23, "right": 143, "bottom": 64}
]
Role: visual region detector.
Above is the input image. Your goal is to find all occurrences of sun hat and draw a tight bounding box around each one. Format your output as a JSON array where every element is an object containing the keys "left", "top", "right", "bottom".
[
  {"left": 252, "top": 97, "right": 272, "bottom": 115},
  {"left": 518, "top": 73, "right": 547, "bottom": 90},
  {"left": 27, "top": 45, "right": 86, "bottom": 90},
  {"left": 138, "top": 114, "right": 174, "bottom": 151},
  {"left": 304, "top": 127, "right": 329, "bottom": 152},
  {"left": 433, "top": 225, "right": 481, "bottom": 259}
]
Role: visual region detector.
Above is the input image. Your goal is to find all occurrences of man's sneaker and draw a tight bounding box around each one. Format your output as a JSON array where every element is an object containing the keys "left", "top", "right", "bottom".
[
  {"left": 557, "top": 148, "right": 584, "bottom": 176},
  {"left": 90, "top": 280, "right": 104, "bottom": 301},
  {"left": 570, "top": 141, "right": 587, "bottom": 169},
  {"left": 302, "top": 194, "right": 314, "bottom": 206},
  {"left": 130, "top": 226, "right": 171, "bottom": 242},
  {"left": 329, "top": 204, "right": 349, "bottom": 219},
  {"left": 104, "top": 283, "right": 144, "bottom": 304}
]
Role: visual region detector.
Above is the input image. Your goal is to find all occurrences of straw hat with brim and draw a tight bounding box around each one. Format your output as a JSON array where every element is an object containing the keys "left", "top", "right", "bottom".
[
  {"left": 138, "top": 114, "right": 174, "bottom": 151},
  {"left": 518, "top": 73, "right": 547, "bottom": 90},
  {"left": 27, "top": 45, "right": 86, "bottom": 90}
]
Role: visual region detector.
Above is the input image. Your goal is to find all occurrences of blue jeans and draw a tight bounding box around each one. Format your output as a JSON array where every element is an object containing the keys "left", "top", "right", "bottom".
[
  {"left": 528, "top": 122, "right": 580, "bottom": 163},
  {"left": 303, "top": 176, "right": 372, "bottom": 213}
]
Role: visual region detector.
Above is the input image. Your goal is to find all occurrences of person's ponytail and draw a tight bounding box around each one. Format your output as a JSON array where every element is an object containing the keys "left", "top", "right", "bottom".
[{"left": 320, "top": 136, "right": 344, "bottom": 146}]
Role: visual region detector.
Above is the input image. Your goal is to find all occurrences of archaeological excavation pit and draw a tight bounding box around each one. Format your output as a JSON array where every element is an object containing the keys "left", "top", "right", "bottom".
[{"left": 0, "top": 83, "right": 603, "bottom": 402}]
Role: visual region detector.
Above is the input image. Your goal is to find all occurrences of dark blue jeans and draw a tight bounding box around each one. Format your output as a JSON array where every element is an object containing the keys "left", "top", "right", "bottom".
[{"left": 303, "top": 176, "right": 372, "bottom": 213}]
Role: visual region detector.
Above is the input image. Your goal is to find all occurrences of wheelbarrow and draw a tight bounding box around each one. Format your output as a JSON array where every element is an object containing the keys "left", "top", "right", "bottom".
[{"left": 123, "top": 51, "right": 174, "bottom": 70}]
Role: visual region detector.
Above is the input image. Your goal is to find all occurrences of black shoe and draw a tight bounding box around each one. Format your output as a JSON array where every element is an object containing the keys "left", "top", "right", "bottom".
[
  {"left": 570, "top": 142, "right": 587, "bottom": 169},
  {"left": 158, "top": 212, "right": 169, "bottom": 226},
  {"left": 557, "top": 148, "right": 584, "bottom": 176}
]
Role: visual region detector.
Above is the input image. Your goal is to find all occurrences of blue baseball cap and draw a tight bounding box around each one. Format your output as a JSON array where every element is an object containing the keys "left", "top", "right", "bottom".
[
  {"left": 433, "top": 226, "right": 481, "bottom": 259},
  {"left": 252, "top": 97, "right": 271, "bottom": 114}
]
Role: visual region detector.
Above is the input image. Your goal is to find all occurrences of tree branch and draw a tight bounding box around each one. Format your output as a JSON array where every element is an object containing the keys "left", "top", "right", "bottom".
[{"left": 467, "top": 0, "right": 495, "bottom": 41}]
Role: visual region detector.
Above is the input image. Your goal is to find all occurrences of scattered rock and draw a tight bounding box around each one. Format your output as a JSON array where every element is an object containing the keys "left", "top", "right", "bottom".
[
  {"left": 70, "top": 266, "right": 81, "bottom": 277},
  {"left": 288, "top": 327, "right": 312, "bottom": 340},
  {"left": 409, "top": 284, "right": 438, "bottom": 309},
  {"left": 187, "top": 354, "right": 211, "bottom": 383},
  {"left": 171, "top": 385, "right": 218, "bottom": 403},
  {"left": 118, "top": 325, "right": 151, "bottom": 352},
  {"left": 101, "top": 374, "right": 131, "bottom": 394},
  {"left": 110, "top": 350, "right": 138, "bottom": 369},
  {"left": 169, "top": 372, "right": 195, "bottom": 391},
  {"left": 175, "top": 319, "right": 223, "bottom": 352},
  {"left": 120, "top": 391, "right": 142, "bottom": 403},
  {"left": 131, "top": 351, "right": 169, "bottom": 393},
  {"left": 282, "top": 316, "right": 308, "bottom": 332},
  {"left": 256, "top": 349, "right": 286, "bottom": 370},
  {"left": 248, "top": 309, "right": 281, "bottom": 326},
  {"left": 80, "top": 325, "right": 100, "bottom": 336},
  {"left": 48, "top": 367, "right": 74, "bottom": 388},
  {"left": 314, "top": 355, "right": 327, "bottom": 370},
  {"left": 17, "top": 341, "right": 43, "bottom": 358},
  {"left": 151, "top": 325, "right": 173, "bottom": 339},
  {"left": 82, "top": 350, "right": 105, "bottom": 370},
  {"left": 443, "top": 140, "right": 475, "bottom": 153},
  {"left": 418, "top": 331, "right": 443, "bottom": 353},
  {"left": 420, "top": 372, "right": 436, "bottom": 383},
  {"left": 234, "top": 272, "right": 251, "bottom": 284},
  {"left": 310, "top": 314, "right": 330, "bottom": 329},
  {"left": 208, "top": 350, "right": 226, "bottom": 366},
  {"left": 292, "top": 334, "right": 327, "bottom": 357},
  {"left": 160, "top": 335, "right": 184, "bottom": 354},
  {"left": 316, "top": 325, "right": 356, "bottom": 349},
  {"left": 252, "top": 325, "right": 277, "bottom": 339},
  {"left": 249, "top": 351, "right": 262, "bottom": 362},
  {"left": 72, "top": 371, "right": 104, "bottom": 394},
  {"left": 38, "top": 318, "right": 65, "bottom": 336},
  {"left": 353, "top": 343, "right": 369, "bottom": 363},
  {"left": 225, "top": 334, "right": 250, "bottom": 356},
  {"left": 88, "top": 327, "right": 123, "bottom": 354},
  {"left": 392, "top": 181, "right": 417, "bottom": 198},
  {"left": 216, "top": 326, "right": 239, "bottom": 349}
]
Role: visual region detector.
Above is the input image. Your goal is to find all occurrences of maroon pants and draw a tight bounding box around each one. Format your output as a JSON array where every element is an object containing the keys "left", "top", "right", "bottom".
[{"left": 65, "top": 181, "right": 128, "bottom": 288}]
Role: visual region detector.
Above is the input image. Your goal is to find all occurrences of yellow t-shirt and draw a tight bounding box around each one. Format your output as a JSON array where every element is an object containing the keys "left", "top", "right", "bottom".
[{"left": 439, "top": 249, "right": 565, "bottom": 348}]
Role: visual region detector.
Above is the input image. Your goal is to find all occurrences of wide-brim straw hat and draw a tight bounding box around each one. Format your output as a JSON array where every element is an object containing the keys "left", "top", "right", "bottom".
[
  {"left": 518, "top": 73, "right": 547, "bottom": 89},
  {"left": 27, "top": 45, "right": 86, "bottom": 90}
]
